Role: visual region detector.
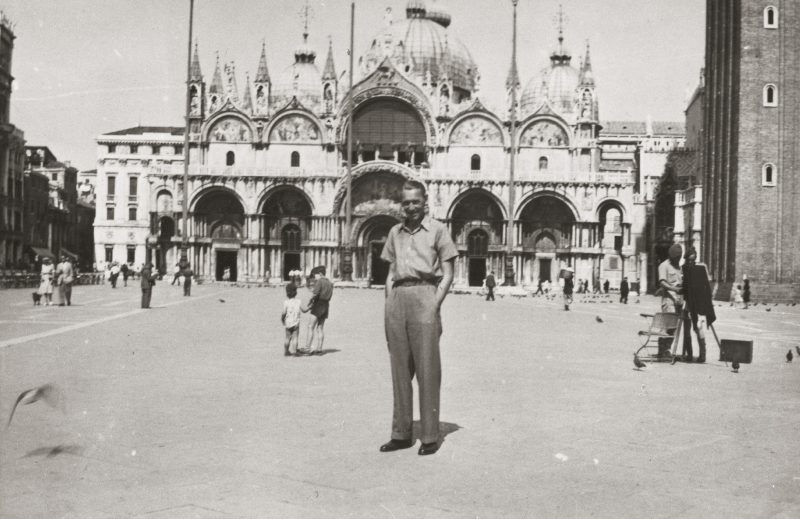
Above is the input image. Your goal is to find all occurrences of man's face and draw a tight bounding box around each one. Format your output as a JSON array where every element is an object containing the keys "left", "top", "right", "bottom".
[{"left": 401, "top": 187, "right": 426, "bottom": 225}]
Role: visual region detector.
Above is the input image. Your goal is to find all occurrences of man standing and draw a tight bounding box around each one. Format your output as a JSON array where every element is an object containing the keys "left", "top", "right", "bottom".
[
  {"left": 484, "top": 271, "right": 496, "bottom": 301},
  {"left": 562, "top": 267, "right": 574, "bottom": 311},
  {"left": 182, "top": 263, "right": 193, "bottom": 297},
  {"left": 61, "top": 255, "right": 75, "bottom": 306},
  {"left": 658, "top": 243, "right": 687, "bottom": 360},
  {"left": 379, "top": 180, "right": 458, "bottom": 456},
  {"left": 301, "top": 266, "right": 333, "bottom": 355},
  {"left": 619, "top": 276, "right": 630, "bottom": 304},
  {"left": 682, "top": 247, "right": 716, "bottom": 363},
  {"left": 140, "top": 262, "right": 156, "bottom": 309}
]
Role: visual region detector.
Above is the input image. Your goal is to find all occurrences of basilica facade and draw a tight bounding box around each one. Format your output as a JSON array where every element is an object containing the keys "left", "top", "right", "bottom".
[{"left": 94, "top": 2, "right": 684, "bottom": 290}]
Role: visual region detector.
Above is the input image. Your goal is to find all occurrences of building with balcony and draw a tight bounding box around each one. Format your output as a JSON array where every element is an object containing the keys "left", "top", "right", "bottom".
[{"left": 94, "top": 2, "right": 684, "bottom": 289}]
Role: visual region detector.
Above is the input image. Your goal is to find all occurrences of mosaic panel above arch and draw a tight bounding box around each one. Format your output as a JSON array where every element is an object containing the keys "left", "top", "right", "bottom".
[
  {"left": 209, "top": 117, "right": 252, "bottom": 143},
  {"left": 269, "top": 115, "right": 321, "bottom": 143},
  {"left": 520, "top": 120, "right": 568, "bottom": 147},
  {"left": 449, "top": 117, "right": 502, "bottom": 146}
]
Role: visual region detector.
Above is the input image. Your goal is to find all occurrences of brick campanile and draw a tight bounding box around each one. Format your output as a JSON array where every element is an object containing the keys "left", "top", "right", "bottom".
[{"left": 703, "top": 0, "right": 800, "bottom": 302}]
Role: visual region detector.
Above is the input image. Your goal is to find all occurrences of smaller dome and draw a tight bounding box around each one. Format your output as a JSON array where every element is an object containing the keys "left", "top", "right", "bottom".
[
  {"left": 406, "top": 0, "right": 426, "bottom": 18},
  {"left": 272, "top": 36, "right": 322, "bottom": 111},
  {"left": 520, "top": 53, "right": 580, "bottom": 116}
]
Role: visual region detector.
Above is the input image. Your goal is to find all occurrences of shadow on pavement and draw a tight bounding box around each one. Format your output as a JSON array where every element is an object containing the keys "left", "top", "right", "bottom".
[
  {"left": 23, "top": 444, "right": 84, "bottom": 459},
  {"left": 411, "top": 421, "right": 462, "bottom": 442}
]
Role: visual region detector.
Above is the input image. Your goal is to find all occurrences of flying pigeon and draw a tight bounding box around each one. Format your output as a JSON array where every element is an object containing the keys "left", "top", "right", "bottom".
[
  {"left": 732, "top": 360, "right": 740, "bottom": 373},
  {"left": 595, "top": 316, "right": 604, "bottom": 323},
  {"left": 633, "top": 354, "right": 646, "bottom": 370},
  {"left": 6, "top": 383, "right": 63, "bottom": 429},
  {"left": 218, "top": 299, "right": 226, "bottom": 303},
  {"left": 787, "top": 350, "right": 793, "bottom": 363}
]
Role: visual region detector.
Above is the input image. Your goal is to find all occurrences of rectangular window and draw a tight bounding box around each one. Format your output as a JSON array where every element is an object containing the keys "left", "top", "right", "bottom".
[
  {"left": 107, "top": 176, "right": 116, "bottom": 198},
  {"left": 127, "top": 246, "right": 136, "bottom": 264},
  {"left": 609, "top": 257, "right": 619, "bottom": 270},
  {"left": 108, "top": 144, "right": 116, "bottom": 153},
  {"left": 106, "top": 206, "right": 115, "bottom": 220},
  {"left": 129, "top": 176, "right": 138, "bottom": 201},
  {"left": 51, "top": 173, "right": 58, "bottom": 181},
  {"left": 152, "top": 146, "right": 160, "bottom": 155},
  {"left": 105, "top": 246, "right": 113, "bottom": 263},
  {"left": 128, "top": 206, "right": 137, "bottom": 221},
  {"left": 130, "top": 145, "right": 138, "bottom": 154},
  {"left": 175, "top": 145, "right": 183, "bottom": 155}
]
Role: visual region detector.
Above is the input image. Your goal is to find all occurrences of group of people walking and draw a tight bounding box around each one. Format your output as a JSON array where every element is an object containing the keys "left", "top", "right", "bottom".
[{"left": 36, "top": 255, "right": 75, "bottom": 306}]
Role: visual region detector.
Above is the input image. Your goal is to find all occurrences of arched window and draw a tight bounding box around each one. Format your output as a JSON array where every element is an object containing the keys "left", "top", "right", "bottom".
[
  {"left": 467, "top": 229, "right": 489, "bottom": 256},
  {"left": 538, "top": 156, "right": 549, "bottom": 171},
  {"left": 281, "top": 224, "right": 302, "bottom": 251},
  {"left": 226, "top": 150, "right": 235, "bottom": 166},
  {"left": 762, "top": 163, "right": 776, "bottom": 186},
  {"left": 290, "top": 151, "right": 300, "bottom": 168},
  {"left": 470, "top": 154, "right": 481, "bottom": 171},
  {"left": 764, "top": 6, "right": 778, "bottom": 28},
  {"left": 763, "top": 84, "right": 777, "bottom": 106}
]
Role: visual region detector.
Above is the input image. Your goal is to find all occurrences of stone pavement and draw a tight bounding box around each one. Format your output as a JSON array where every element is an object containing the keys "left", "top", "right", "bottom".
[{"left": 1, "top": 282, "right": 799, "bottom": 518}]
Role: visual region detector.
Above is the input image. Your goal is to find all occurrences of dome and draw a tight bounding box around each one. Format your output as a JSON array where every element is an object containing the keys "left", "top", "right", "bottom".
[
  {"left": 362, "top": 1, "right": 478, "bottom": 94},
  {"left": 272, "top": 36, "right": 322, "bottom": 110},
  {"left": 520, "top": 52, "right": 579, "bottom": 116}
]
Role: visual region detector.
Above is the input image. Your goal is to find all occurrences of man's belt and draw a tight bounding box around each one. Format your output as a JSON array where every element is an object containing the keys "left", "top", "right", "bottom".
[{"left": 393, "top": 278, "right": 438, "bottom": 288}]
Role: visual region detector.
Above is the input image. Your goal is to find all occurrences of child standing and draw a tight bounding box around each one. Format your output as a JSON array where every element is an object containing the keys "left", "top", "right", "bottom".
[{"left": 281, "top": 283, "right": 303, "bottom": 356}]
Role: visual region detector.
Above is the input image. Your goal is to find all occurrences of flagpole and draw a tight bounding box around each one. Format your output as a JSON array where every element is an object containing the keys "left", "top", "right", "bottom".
[
  {"left": 505, "top": 0, "right": 519, "bottom": 286},
  {"left": 341, "top": 1, "right": 355, "bottom": 281},
  {"left": 180, "top": 0, "right": 194, "bottom": 267}
]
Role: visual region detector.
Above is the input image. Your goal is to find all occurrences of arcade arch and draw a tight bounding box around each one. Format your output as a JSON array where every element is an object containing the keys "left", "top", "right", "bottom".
[
  {"left": 518, "top": 194, "right": 577, "bottom": 283},
  {"left": 193, "top": 188, "right": 245, "bottom": 282}
]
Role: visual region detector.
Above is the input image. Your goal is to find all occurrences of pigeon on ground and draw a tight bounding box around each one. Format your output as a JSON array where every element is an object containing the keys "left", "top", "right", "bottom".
[
  {"left": 766, "top": 308, "right": 771, "bottom": 312},
  {"left": 633, "top": 354, "right": 646, "bottom": 370},
  {"left": 595, "top": 316, "right": 604, "bottom": 323},
  {"left": 218, "top": 299, "right": 226, "bottom": 303},
  {"left": 732, "top": 360, "right": 740, "bottom": 373},
  {"left": 795, "top": 346, "right": 800, "bottom": 357},
  {"left": 792, "top": 302, "right": 797, "bottom": 306},
  {"left": 787, "top": 350, "right": 793, "bottom": 363},
  {"left": 6, "top": 383, "right": 63, "bottom": 429}
]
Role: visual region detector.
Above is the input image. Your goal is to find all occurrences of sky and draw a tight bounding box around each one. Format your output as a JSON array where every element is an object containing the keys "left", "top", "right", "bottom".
[{"left": 4, "top": 0, "right": 705, "bottom": 171}]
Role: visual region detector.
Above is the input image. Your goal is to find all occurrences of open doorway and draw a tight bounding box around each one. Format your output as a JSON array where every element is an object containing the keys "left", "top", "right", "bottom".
[{"left": 216, "top": 251, "right": 237, "bottom": 281}]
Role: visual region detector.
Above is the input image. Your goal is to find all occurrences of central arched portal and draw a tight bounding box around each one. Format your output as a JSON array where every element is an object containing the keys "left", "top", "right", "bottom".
[
  {"left": 194, "top": 189, "right": 244, "bottom": 282},
  {"left": 519, "top": 195, "right": 576, "bottom": 285},
  {"left": 261, "top": 186, "right": 312, "bottom": 281},
  {"left": 450, "top": 189, "right": 504, "bottom": 287},
  {"left": 467, "top": 229, "right": 489, "bottom": 286},
  {"left": 360, "top": 215, "right": 398, "bottom": 285}
]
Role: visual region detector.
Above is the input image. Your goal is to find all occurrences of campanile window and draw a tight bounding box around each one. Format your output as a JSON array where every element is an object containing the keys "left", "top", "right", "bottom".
[
  {"left": 763, "top": 84, "right": 777, "bottom": 107},
  {"left": 762, "top": 163, "right": 776, "bottom": 186},
  {"left": 764, "top": 6, "right": 778, "bottom": 28}
]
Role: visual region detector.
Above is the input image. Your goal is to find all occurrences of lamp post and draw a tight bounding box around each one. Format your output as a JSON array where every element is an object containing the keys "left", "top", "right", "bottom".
[
  {"left": 179, "top": 0, "right": 194, "bottom": 269},
  {"left": 340, "top": 1, "right": 355, "bottom": 281},
  {"left": 504, "top": 0, "right": 519, "bottom": 286}
]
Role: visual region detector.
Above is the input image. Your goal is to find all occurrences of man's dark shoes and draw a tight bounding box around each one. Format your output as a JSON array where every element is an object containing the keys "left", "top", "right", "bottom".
[
  {"left": 379, "top": 439, "right": 414, "bottom": 452},
  {"left": 418, "top": 442, "right": 439, "bottom": 456}
]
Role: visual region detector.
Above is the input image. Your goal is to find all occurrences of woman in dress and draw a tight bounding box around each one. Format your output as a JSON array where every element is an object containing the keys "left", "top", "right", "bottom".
[{"left": 38, "top": 257, "right": 55, "bottom": 306}]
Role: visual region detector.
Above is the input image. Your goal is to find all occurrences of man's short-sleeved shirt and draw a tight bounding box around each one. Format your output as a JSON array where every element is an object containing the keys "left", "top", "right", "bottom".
[
  {"left": 312, "top": 276, "right": 334, "bottom": 302},
  {"left": 381, "top": 216, "right": 458, "bottom": 282},
  {"left": 658, "top": 259, "right": 682, "bottom": 288}
]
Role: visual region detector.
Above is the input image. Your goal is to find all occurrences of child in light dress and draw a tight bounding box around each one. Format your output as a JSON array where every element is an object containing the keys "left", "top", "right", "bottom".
[
  {"left": 730, "top": 284, "right": 744, "bottom": 308},
  {"left": 281, "top": 283, "right": 307, "bottom": 356}
]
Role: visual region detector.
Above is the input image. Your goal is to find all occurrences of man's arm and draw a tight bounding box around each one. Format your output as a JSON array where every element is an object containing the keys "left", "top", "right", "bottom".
[
  {"left": 435, "top": 259, "right": 454, "bottom": 309},
  {"left": 385, "top": 269, "right": 394, "bottom": 299}
]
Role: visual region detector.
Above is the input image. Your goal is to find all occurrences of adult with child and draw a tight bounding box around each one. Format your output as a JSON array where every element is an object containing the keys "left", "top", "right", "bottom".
[
  {"left": 378, "top": 180, "right": 458, "bottom": 456},
  {"left": 299, "top": 266, "right": 333, "bottom": 356}
]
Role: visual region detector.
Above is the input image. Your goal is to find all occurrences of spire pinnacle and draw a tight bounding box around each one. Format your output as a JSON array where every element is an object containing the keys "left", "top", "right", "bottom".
[
  {"left": 209, "top": 52, "right": 223, "bottom": 93},
  {"left": 255, "top": 40, "right": 270, "bottom": 82},
  {"left": 580, "top": 39, "right": 595, "bottom": 86},
  {"left": 322, "top": 36, "right": 337, "bottom": 80},
  {"left": 555, "top": 4, "right": 566, "bottom": 54},
  {"left": 241, "top": 72, "right": 253, "bottom": 112},
  {"left": 190, "top": 40, "right": 202, "bottom": 81}
]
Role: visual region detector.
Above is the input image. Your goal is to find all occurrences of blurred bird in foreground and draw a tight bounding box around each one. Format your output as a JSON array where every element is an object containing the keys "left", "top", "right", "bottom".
[
  {"left": 595, "top": 316, "right": 604, "bottom": 323},
  {"left": 218, "top": 299, "right": 226, "bottom": 303},
  {"left": 6, "top": 383, "right": 63, "bottom": 429},
  {"left": 732, "top": 360, "right": 740, "bottom": 373},
  {"left": 787, "top": 350, "right": 793, "bottom": 363},
  {"left": 795, "top": 346, "right": 800, "bottom": 357},
  {"left": 766, "top": 308, "right": 771, "bottom": 312},
  {"left": 633, "top": 354, "right": 646, "bottom": 370}
]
